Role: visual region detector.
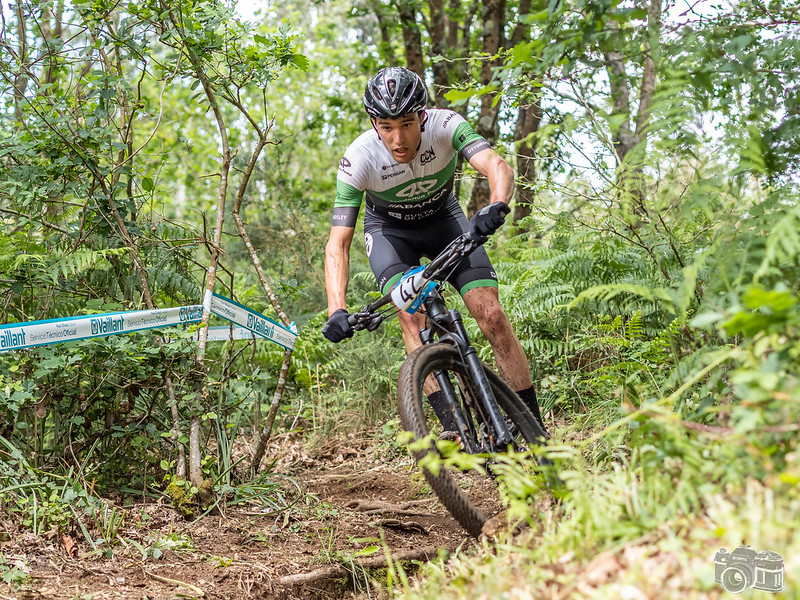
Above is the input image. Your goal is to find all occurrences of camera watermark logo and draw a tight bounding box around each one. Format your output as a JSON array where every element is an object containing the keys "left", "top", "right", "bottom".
[{"left": 714, "top": 545, "right": 784, "bottom": 594}]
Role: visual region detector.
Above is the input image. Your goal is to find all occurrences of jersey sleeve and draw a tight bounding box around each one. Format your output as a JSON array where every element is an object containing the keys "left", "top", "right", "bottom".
[
  {"left": 453, "top": 122, "right": 491, "bottom": 160},
  {"left": 333, "top": 155, "right": 365, "bottom": 228},
  {"left": 438, "top": 111, "right": 491, "bottom": 160}
]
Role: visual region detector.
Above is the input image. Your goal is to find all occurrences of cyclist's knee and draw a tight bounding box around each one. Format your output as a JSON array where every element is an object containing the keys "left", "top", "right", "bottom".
[
  {"left": 477, "top": 305, "right": 512, "bottom": 336},
  {"left": 465, "top": 291, "right": 508, "bottom": 330},
  {"left": 398, "top": 310, "right": 425, "bottom": 334}
]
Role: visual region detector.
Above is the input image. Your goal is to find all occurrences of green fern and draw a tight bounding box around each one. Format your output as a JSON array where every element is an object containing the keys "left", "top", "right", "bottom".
[
  {"left": 55, "top": 247, "right": 129, "bottom": 281},
  {"left": 643, "top": 316, "right": 684, "bottom": 364},
  {"left": 567, "top": 283, "right": 675, "bottom": 313},
  {"left": 755, "top": 204, "right": 800, "bottom": 280}
]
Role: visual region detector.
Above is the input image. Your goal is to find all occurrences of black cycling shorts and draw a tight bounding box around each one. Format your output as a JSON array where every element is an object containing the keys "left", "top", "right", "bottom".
[{"left": 364, "top": 195, "right": 498, "bottom": 296}]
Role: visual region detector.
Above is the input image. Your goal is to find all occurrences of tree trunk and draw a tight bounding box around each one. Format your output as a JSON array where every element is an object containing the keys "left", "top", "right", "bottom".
[
  {"left": 603, "top": 25, "right": 637, "bottom": 165},
  {"left": 225, "top": 119, "right": 297, "bottom": 473},
  {"left": 513, "top": 95, "right": 542, "bottom": 222},
  {"left": 428, "top": 0, "right": 449, "bottom": 107},
  {"left": 604, "top": 1, "right": 662, "bottom": 219},
  {"left": 396, "top": 0, "right": 424, "bottom": 76},
  {"left": 173, "top": 15, "right": 233, "bottom": 490},
  {"left": 635, "top": 0, "right": 662, "bottom": 143},
  {"left": 251, "top": 349, "right": 293, "bottom": 471},
  {"left": 39, "top": 0, "right": 64, "bottom": 87},
  {"left": 370, "top": 0, "right": 398, "bottom": 65},
  {"left": 509, "top": 0, "right": 539, "bottom": 224},
  {"left": 13, "top": 0, "right": 29, "bottom": 123},
  {"left": 467, "top": 0, "right": 505, "bottom": 217}
]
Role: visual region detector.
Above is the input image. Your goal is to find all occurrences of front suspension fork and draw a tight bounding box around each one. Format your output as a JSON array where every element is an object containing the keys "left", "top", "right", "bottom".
[{"left": 422, "top": 308, "right": 513, "bottom": 450}]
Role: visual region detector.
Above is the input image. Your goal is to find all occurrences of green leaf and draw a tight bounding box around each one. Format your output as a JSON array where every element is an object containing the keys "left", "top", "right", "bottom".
[
  {"left": 353, "top": 545, "right": 380, "bottom": 557},
  {"left": 689, "top": 311, "right": 724, "bottom": 329},
  {"left": 741, "top": 286, "right": 797, "bottom": 314},
  {"left": 443, "top": 89, "right": 477, "bottom": 104}
]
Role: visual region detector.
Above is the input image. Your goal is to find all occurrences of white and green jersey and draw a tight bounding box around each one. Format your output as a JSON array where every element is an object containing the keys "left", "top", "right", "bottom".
[{"left": 332, "top": 109, "right": 490, "bottom": 228}]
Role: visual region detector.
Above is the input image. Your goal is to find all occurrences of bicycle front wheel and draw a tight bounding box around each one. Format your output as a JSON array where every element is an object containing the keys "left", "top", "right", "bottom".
[{"left": 396, "top": 342, "right": 548, "bottom": 538}]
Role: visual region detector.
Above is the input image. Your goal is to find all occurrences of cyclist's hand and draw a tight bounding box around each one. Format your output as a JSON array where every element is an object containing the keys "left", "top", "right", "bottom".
[
  {"left": 322, "top": 309, "right": 354, "bottom": 343},
  {"left": 470, "top": 202, "right": 510, "bottom": 239}
]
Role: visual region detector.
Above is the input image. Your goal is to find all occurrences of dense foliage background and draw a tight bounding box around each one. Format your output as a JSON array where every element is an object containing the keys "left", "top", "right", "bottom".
[{"left": 1, "top": 0, "right": 799, "bottom": 595}]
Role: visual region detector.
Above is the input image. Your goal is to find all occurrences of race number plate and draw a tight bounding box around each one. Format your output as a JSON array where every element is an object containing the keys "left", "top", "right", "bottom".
[{"left": 390, "top": 267, "right": 437, "bottom": 314}]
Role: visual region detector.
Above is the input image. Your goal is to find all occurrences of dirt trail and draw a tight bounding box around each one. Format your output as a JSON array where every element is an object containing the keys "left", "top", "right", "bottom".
[{"left": 1, "top": 433, "right": 488, "bottom": 599}]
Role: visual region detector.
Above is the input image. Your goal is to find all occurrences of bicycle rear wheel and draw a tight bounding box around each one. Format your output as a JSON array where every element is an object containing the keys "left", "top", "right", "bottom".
[{"left": 396, "top": 342, "right": 549, "bottom": 537}]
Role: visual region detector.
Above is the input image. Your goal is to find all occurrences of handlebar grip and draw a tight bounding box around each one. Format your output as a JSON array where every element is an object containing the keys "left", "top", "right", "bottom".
[{"left": 347, "top": 314, "right": 358, "bottom": 326}]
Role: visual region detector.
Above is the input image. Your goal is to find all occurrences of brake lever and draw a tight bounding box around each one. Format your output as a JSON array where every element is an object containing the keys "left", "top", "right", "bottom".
[
  {"left": 348, "top": 310, "right": 389, "bottom": 332},
  {"left": 366, "top": 313, "right": 384, "bottom": 331}
]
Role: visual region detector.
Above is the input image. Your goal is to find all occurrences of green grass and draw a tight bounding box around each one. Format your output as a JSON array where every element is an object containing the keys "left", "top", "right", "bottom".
[{"left": 390, "top": 411, "right": 800, "bottom": 599}]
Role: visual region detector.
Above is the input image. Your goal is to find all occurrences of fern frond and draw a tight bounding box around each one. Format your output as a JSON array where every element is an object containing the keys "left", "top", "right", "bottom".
[
  {"left": 520, "top": 336, "right": 582, "bottom": 359},
  {"left": 568, "top": 283, "right": 675, "bottom": 313},
  {"left": 755, "top": 204, "right": 800, "bottom": 280},
  {"left": 643, "top": 316, "right": 683, "bottom": 363}
]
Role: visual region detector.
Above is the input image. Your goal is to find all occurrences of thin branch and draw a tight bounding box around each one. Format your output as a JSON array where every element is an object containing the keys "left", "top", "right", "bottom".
[{"left": 0, "top": 207, "right": 68, "bottom": 233}]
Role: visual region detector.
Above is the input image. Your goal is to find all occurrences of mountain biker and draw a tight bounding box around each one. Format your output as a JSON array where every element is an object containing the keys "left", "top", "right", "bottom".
[{"left": 322, "top": 66, "right": 545, "bottom": 433}]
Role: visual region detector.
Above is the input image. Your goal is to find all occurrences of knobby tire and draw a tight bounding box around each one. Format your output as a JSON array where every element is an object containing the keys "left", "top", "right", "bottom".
[{"left": 396, "top": 342, "right": 548, "bottom": 538}]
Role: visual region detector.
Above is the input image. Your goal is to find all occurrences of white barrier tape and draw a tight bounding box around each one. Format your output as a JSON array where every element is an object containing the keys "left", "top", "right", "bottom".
[
  {"left": 0, "top": 294, "right": 298, "bottom": 352},
  {"left": 210, "top": 294, "right": 297, "bottom": 350},
  {"left": 0, "top": 305, "right": 204, "bottom": 353},
  {"left": 204, "top": 326, "right": 257, "bottom": 342}
]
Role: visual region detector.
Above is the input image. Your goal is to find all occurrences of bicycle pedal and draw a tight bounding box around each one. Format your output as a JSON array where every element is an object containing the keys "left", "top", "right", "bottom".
[
  {"left": 438, "top": 430, "right": 460, "bottom": 442},
  {"left": 505, "top": 418, "right": 519, "bottom": 438}
]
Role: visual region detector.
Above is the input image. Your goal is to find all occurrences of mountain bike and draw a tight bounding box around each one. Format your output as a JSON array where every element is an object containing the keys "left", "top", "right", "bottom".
[{"left": 348, "top": 231, "right": 554, "bottom": 537}]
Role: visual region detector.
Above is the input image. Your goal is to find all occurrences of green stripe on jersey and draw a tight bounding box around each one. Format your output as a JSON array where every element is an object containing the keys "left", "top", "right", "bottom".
[
  {"left": 452, "top": 122, "right": 484, "bottom": 153},
  {"left": 334, "top": 180, "right": 364, "bottom": 208}
]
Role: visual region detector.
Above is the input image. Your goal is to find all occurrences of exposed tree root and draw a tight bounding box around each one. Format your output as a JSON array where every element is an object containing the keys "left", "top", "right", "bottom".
[
  {"left": 345, "top": 499, "right": 435, "bottom": 516},
  {"left": 279, "top": 545, "right": 448, "bottom": 587},
  {"left": 372, "top": 518, "right": 430, "bottom": 534}
]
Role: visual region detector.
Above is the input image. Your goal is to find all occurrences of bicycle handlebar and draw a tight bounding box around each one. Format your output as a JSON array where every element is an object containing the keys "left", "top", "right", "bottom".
[{"left": 347, "top": 231, "right": 485, "bottom": 331}]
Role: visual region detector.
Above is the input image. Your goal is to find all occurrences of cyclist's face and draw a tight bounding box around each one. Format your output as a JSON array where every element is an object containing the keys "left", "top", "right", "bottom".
[{"left": 373, "top": 112, "right": 424, "bottom": 163}]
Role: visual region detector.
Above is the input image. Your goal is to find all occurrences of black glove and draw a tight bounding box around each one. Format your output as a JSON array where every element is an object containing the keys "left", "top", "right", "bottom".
[
  {"left": 322, "top": 309, "right": 354, "bottom": 343},
  {"left": 470, "top": 202, "right": 510, "bottom": 239}
]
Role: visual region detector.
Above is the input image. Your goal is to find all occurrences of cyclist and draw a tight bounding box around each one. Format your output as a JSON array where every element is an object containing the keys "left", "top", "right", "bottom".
[{"left": 322, "top": 66, "right": 545, "bottom": 433}]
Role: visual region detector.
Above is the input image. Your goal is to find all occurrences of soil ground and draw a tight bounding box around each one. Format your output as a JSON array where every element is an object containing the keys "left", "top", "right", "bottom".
[{"left": 0, "top": 432, "right": 500, "bottom": 600}]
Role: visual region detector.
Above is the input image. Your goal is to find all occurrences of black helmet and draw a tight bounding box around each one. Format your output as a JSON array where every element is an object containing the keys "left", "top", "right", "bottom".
[{"left": 363, "top": 67, "right": 428, "bottom": 119}]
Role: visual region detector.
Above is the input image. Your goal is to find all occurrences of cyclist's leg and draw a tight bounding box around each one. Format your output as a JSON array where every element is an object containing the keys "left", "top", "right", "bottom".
[
  {"left": 435, "top": 199, "right": 529, "bottom": 389},
  {"left": 440, "top": 199, "right": 546, "bottom": 429},
  {"left": 461, "top": 287, "right": 530, "bottom": 389},
  {"left": 461, "top": 286, "right": 546, "bottom": 430}
]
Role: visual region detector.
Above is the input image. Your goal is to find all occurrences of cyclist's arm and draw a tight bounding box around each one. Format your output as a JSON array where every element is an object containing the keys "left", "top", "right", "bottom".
[
  {"left": 466, "top": 147, "right": 514, "bottom": 206},
  {"left": 324, "top": 226, "right": 355, "bottom": 316}
]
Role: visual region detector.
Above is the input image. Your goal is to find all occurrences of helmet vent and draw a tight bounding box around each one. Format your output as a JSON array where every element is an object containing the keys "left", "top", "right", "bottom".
[{"left": 387, "top": 79, "right": 397, "bottom": 96}]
